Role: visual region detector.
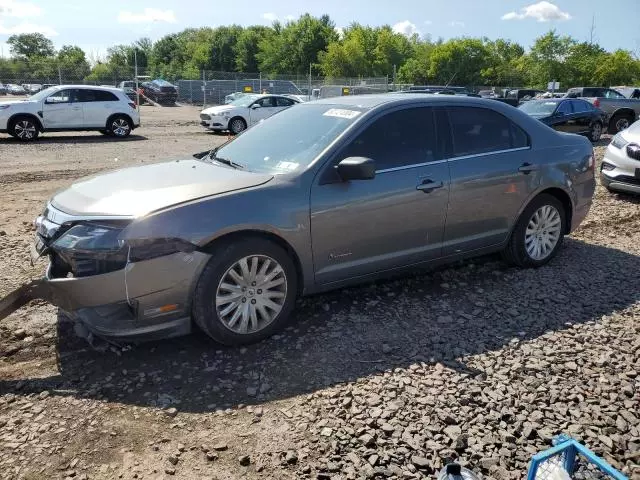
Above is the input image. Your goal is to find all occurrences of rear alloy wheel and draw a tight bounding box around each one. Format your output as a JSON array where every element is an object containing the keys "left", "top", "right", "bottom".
[
  {"left": 10, "top": 117, "right": 39, "bottom": 141},
  {"left": 229, "top": 117, "right": 247, "bottom": 135},
  {"left": 609, "top": 114, "right": 633, "bottom": 134},
  {"left": 109, "top": 116, "right": 132, "bottom": 138},
  {"left": 589, "top": 122, "right": 602, "bottom": 142},
  {"left": 193, "top": 237, "right": 297, "bottom": 346},
  {"left": 502, "top": 194, "right": 565, "bottom": 268}
]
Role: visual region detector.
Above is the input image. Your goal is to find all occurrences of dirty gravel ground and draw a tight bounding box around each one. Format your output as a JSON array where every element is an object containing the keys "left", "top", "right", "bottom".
[{"left": 0, "top": 106, "right": 639, "bottom": 480}]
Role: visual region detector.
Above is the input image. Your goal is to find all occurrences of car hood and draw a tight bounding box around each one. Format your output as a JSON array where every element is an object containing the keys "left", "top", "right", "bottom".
[
  {"left": 0, "top": 99, "right": 32, "bottom": 106},
  {"left": 50, "top": 159, "right": 273, "bottom": 217},
  {"left": 202, "top": 105, "right": 237, "bottom": 115}
]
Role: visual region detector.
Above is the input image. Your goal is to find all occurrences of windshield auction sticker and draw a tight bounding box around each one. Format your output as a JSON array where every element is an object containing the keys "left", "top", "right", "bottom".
[{"left": 323, "top": 108, "right": 361, "bottom": 119}]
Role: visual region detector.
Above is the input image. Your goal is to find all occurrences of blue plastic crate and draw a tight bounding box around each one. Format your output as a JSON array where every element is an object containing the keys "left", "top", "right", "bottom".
[{"left": 527, "top": 435, "right": 627, "bottom": 480}]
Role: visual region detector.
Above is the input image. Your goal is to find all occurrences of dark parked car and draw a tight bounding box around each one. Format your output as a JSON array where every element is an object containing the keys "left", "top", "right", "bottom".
[
  {"left": 0, "top": 83, "right": 6, "bottom": 95},
  {"left": 141, "top": 79, "right": 178, "bottom": 105},
  {"left": 564, "top": 87, "right": 640, "bottom": 133},
  {"left": 518, "top": 98, "right": 606, "bottom": 142},
  {"left": 0, "top": 95, "right": 596, "bottom": 346}
]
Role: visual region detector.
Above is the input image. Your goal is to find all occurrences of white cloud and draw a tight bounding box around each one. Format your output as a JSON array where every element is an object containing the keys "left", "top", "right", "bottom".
[
  {"left": 449, "top": 21, "right": 465, "bottom": 27},
  {"left": 502, "top": 1, "right": 571, "bottom": 22},
  {"left": 392, "top": 20, "right": 420, "bottom": 37},
  {"left": 0, "top": 21, "right": 57, "bottom": 36},
  {"left": 262, "top": 12, "right": 278, "bottom": 22},
  {"left": 118, "top": 8, "right": 176, "bottom": 24},
  {"left": 0, "top": 0, "right": 41, "bottom": 18}
]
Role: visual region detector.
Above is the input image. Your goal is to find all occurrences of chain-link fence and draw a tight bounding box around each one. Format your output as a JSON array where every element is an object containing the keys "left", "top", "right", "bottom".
[{"left": 0, "top": 65, "right": 389, "bottom": 105}]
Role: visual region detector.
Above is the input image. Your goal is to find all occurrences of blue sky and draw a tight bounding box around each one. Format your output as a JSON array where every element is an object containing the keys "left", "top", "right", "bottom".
[{"left": 0, "top": 0, "right": 638, "bottom": 60}]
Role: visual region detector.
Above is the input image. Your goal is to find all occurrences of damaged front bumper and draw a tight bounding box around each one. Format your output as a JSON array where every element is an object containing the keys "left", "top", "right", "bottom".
[
  {"left": 1, "top": 203, "right": 212, "bottom": 341},
  {"left": 1, "top": 251, "right": 210, "bottom": 340}
]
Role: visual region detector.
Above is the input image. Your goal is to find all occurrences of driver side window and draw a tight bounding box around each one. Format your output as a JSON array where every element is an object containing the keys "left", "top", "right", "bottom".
[
  {"left": 339, "top": 107, "right": 437, "bottom": 171},
  {"left": 255, "top": 97, "right": 276, "bottom": 108}
]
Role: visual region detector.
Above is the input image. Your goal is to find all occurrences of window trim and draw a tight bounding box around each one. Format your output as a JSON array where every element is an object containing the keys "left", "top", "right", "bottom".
[{"left": 376, "top": 146, "right": 532, "bottom": 174}]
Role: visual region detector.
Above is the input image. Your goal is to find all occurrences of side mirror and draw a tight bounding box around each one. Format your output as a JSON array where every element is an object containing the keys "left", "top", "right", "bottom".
[
  {"left": 251, "top": 104, "right": 261, "bottom": 109},
  {"left": 336, "top": 157, "right": 376, "bottom": 181}
]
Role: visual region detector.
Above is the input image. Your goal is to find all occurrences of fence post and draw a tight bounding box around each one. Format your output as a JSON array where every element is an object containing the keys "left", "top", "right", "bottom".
[{"left": 202, "top": 70, "right": 206, "bottom": 108}]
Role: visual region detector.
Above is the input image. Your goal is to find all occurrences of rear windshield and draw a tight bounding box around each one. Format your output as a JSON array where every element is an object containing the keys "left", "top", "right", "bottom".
[{"left": 518, "top": 101, "right": 558, "bottom": 115}]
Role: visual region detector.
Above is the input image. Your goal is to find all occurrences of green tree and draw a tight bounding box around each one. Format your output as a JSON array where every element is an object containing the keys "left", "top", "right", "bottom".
[
  {"left": 234, "top": 26, "right": 271, "bottom": 72},
  {"left": 563, "top": 42, "right": 606, "bottom": 86},
  {"left": 525, "top": 30, "right": 575, "bottom": 88},
  {"left": 481, "top": 39, "right": 525, "bottom": 86},
  {"left": 592, "top": 50, "right": 640, "bottom": 86},
  {"left": 7, "top": 33, "right": 55, "bottom": 59},
  {"left": 257, "top": 14, "right": 337, "bottom": 74},
  {"left": 427, "top": 38, "right": 489, "bottom": 86},
  {"left": 397, "top": 42, "right": 434, "bottom": 84}
]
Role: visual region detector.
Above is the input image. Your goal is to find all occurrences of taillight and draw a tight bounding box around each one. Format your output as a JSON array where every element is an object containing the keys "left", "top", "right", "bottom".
[
  {"left": 588, "top": 152, "right": 595, "bottom": 172},
  {"left": 128, "top": 102, "right": 136, "bottom": 110},
  {"left": 593, "top": 99, "right": 600, "bottom": 108}
]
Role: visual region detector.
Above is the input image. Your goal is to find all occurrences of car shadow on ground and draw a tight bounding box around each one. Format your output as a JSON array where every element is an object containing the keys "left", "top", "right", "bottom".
[
  {"left": 2, "top": 238, "right": 639, "bottom": 413},
  {"left": 0, "top": 134, "right": 148, "bottom": 145}
]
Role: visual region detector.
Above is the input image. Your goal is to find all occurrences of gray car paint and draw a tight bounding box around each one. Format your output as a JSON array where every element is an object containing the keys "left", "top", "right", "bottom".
[{"left": 4, "top": 94, "right": 596, "bottom": 340}]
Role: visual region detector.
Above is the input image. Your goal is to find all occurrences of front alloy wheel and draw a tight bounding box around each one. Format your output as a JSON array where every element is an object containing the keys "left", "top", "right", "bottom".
[
  {"left": 216, "top": 255, "right": 287, "bottom": 334},
  {"left": 11, "top": 118, "right": 39, "bottom": 141},
  {"left": 589, "top": 122, "right": 602, "bottom": 142},
  {"left": 229, "top": 117, "right": 247, "bottom": 135},
  {"left": 193, "top": 237, "right": 298, "bottom": 346}
]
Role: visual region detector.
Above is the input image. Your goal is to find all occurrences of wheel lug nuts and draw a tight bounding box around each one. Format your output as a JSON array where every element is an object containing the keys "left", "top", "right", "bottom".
[
  {"left": 257, "top": 289, "right": 262, "bottom": 294},
  {"left": 242, "top": 298, "right": 247, "bottom": 303},
  {"left": 251, "top": 299, "right": 257, "bottom": 304},
  {"left": 251, "top": 282, "right": 257, "bottom": 286}
]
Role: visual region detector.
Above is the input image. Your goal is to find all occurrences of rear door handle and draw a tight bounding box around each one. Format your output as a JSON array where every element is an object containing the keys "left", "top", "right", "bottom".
[
  {"left": 416, "top": 179, "right": 444, "bottom": 193},
  {"left": 518, "top": 163, "right": 539, "bottom": 174}
]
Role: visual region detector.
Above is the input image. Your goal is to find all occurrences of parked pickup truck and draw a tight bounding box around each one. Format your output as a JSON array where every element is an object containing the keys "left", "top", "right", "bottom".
[{"left": 565, "top": 87, "right": 640, "bottom": 133}]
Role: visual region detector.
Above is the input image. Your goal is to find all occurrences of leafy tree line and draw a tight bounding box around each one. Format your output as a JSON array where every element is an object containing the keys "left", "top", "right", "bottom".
[{"left": 1, "top": 16, "right": 640, "bottom": 89}]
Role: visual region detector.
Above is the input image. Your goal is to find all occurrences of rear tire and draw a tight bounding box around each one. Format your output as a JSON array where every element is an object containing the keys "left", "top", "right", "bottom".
[
  {"left": 193, "top": 237, "right": 298, "bottom": 346},
  {"left": 609, "top": 113, "right": 633, "bottom": 134},
  {"left": 589, "top": 121, "right": 602, "bottom": 142},
  {"left": 9, "top": 116, "right": 39, "bottom": 141},
  {"left": 502, "top": 194, "right": 566, "bottom": 268},
  {"left": 108, "top": 115, "right": 132, "bottom": 138}
]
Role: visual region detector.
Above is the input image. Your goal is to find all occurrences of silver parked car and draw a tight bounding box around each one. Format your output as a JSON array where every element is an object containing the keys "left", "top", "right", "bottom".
[
  {"left": 601, "top": 119, "right": 640, "bottom": 194},
  {"left": 0, "top": 95, "right": 596, "bottom": 345}
]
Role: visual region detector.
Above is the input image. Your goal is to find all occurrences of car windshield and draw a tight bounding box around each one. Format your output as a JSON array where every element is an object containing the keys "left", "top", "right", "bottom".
[
  {"left": 28, "top": 87, "right": 57, "bottom": 101},
  {"left": 518, "top": 101, "right": 558, "bottom": 115},
  {"left": 229, "top": 94, "right": 260, "bottom": 107},
  {"left": 204, "top": 104, "right": 365, "bottom": 174}
]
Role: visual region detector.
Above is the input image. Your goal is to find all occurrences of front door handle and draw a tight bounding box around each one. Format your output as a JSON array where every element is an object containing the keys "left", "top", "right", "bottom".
[
  {"left": 416, "top": 178, "right": 444, "bottom": 193},
  {"left": 518, "top": 163, "right": 539, "bottom": 174},
  {"left": 72, "top": 106, "right": 81, "bottom": 111}
]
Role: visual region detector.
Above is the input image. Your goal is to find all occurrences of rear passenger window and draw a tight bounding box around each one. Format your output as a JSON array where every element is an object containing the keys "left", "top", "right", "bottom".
[
  {"left": 82, "top": 90, "right": 118, "bottom": 102},
  {"left": 340, "top": 107, "right": 437, "bottom": 171},
  {"left": 447, "top": 107, "right": 528, "bottom": 157},
  {"left": 276, "top": 97, "right": 295, "bottom": 107}
]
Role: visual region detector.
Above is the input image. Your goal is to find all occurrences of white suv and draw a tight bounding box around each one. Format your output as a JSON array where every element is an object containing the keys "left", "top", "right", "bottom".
[{"left": 0, "top": 85, "right": 140, "bottom": 141}]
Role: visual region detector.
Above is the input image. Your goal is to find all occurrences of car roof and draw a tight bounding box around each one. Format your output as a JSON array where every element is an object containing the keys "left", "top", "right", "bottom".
[
  {"left": 311, "top": 93, "right": 504, "bottom": 109},
  {"left": 47, "top": 85, "right": 124, "bottom": 93}
]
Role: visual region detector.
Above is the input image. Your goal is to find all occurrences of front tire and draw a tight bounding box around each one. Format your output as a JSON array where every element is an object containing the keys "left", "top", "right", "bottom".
[
  {"left": 589, "top": 121, "right": 602, "bottom": 142},
  {"left": 502, "top": 194, "right": 566, "bottom": 268},
  {"left": 9, "top": 116, "right": 39, "bottom": 141},
  {"left": 193, "top": 237, "right": 298, "bottom": 346},
  {"left": 108, "top": 115, "right": 132, "bottom": 138},
  {"left": 228, "top": 117, "right": 247, "bottom": 135}
]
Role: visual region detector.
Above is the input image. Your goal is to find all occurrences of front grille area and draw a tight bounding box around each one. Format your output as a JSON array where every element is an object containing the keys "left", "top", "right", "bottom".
[{"left": 627, "top": 143, "right": 640, "bottom": 161}]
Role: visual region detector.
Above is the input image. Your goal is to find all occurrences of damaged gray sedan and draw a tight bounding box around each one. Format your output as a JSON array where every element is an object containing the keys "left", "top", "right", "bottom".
[{"left": 0, "top": 95, "right": 596, "bottom": 345}]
